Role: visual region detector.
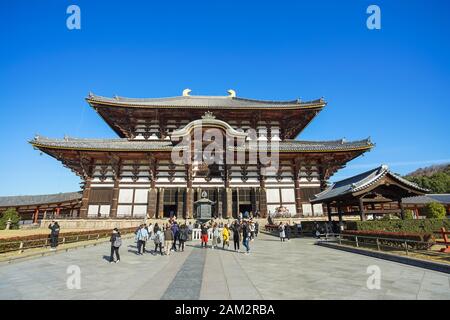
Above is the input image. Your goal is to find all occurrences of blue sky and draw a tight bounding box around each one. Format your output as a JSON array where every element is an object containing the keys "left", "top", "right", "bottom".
[{"left": 0, "top": 0, "right": 449, "bottom": 196}]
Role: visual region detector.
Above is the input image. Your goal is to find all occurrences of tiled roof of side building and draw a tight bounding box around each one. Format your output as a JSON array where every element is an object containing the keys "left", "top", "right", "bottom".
[
  {"left": 30, "top": 136, "right": 373, "bottom": 152},
  {"left": 403, "top": 194, "right": 450, "bottom": 204},
  {"left": 311, "top": 165, "right": 429, "bottom": 203},
  {"left": 86, "top": 92, "right": 326, "bottom": 109},
  {"left": 0, "top": 192, "right": 82, "bottom": 207}
]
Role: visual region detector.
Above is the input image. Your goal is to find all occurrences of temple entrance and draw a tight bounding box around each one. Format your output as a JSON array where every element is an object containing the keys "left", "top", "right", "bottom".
[
  {"left": 163, "top": 205, "right": 177, "bottom": 218},
  {"left": 239, "top": 204, "right": 252, "bottom": 218}
]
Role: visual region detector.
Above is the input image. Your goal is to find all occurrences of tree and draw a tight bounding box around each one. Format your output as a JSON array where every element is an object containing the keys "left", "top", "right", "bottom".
[
  {"left": 424, "top": 202, "right": 447, "bottom": 219},
  {"left": 403, "top": 209, "right": 415, "bottom": 220},
  {"left": 0, "top": 208, "right": 21, "bottom": 230}
]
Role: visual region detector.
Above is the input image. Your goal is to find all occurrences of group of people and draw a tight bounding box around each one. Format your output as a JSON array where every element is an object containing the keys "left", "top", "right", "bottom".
[
  {"left": 108, "top": 217, "right": 260, "bottom": 262},
  {"left": 199, "top": 219, "right": 259, "bottom": 254}
]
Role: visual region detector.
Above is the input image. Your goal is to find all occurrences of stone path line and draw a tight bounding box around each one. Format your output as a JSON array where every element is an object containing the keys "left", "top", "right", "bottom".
[{"left": 0, "top": 233, "right": 449, "bottom": 300}]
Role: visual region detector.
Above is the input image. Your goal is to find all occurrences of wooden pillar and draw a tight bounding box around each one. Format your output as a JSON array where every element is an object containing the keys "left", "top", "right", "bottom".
[
  {"left": 110, "top": 178, "right": 120, "bottom": 218},
  {"left": 398, "top": 199, "right": 405, "bottom": 220},
  {"left": 236, "top": 188, "right": 240, "bottom": 216},
  {"left": 186, "top": 187, "right": 194, "bottom": 219},
  {"left": 216, "top": 187, "right": 222, "bottom": 219},
  {"left": 56, "top": 207, "right": 61, "bottom": 217},
  {"left": 33, "top": 208, "right": 39, "bottom": 224},
  {"left": 157, "top": 187, "right": 165, "bottom": 219},
  {"left": 359, "top": 198, "right": 366, "bottom": 221},
  {"left": 176, "top": 188, "right": 184, "bottom": 218},
  {"left": 259, "top": 188, "right": 268, "bottom": 218},
  {"left": 147, "top": 187, "right": 158, "bottom": 219},
  {"left": 80, "top": 178, "right": 92, "bottom": 218},
  {"left": 225, "top": 188, "right": 233, "bottom": 219},
  {"left": 293, "top": 159, "right": 303, "bottom": 217},
  {"left": 327, "top": 203, "right": 332, "bottom": 222},
  {"left": 251, "top": 187, "right": 257, "bottom": 214}
]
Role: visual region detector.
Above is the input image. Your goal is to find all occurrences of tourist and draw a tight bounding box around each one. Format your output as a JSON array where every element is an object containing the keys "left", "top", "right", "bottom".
[
  {"left": 296, "top": 221, "right": 302, "bottom": 237},
  {"left": 143, "top": 224, "right": 149, "bottom": 252},
  {"left": 48, "top": 220, "right": 60, "bottom": 250},
  {"left": 135, "top": 225, "right": 149, "bottom": 255},
  {"left": 153, "top": 227, "right": 164, "bottom": 256},
  {"left": 222, "top": 224, "right": 230, "bottom": 250},
  {"left": 278, "top": 222, "right": 285, "bottom": 242},
  {"left": 285, "top": 222, "right": 291, "bottom": 241},
  {"left": 232, "top": 220, "right": 241, "bottom": 252},
  {"left": 242, "top": 221, "right": 250, "bottom": 254},
  {"left": 178, "top": 224, "right": 188, "bottom": 252},
  {"left": 148, "top": 223, "right": 154, "bottom": 239},
  {"left": 238, "top": 212, "right": 243, "bottom": 222},
  {"left": 109, "top": 228, "right": 121, "bottom": 263},
  {"left": 255, "top": 221, "right": 259, "bottom": 238},
  {"left": 211, "top": 223, "right": 220, "bottom": 250},
  {"left": 171, "top": 221, "right": 180, "bottom": 252},
  {"left": 249, "top": 221, "right": 256, "bottom": 241},
  {"left": 187, "top": 221, "right": 193, "bottom": 241},
  {"left": 200, "top": 224, "right": 209, "bottom": 248},
  {"left": 164, "top": 224, "right": 174, "bottom": 255}
]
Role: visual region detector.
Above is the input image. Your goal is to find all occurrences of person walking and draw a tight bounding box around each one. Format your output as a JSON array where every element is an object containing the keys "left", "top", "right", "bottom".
[
  {"left": 164, "top": 224, "right": 174, "bottom": 255},
  {"left": 242, "top": 221, "right": 250, "bottom": 254},
  {"left": 153, "top": 227, "right": 164, "bottom": 256},
  {"left": 109, "top": 228, "right": 122, "bottom": 263},
  {"left": 278, "top": 222, "right": 285, "bottom": 242},
  {"left": 249, "top": 221, "right": 255, "bottom": 241},
  {"left": 232, "top": 221, "right": 241, "bottom": 252},
  {"left": 222, "top": 224, "right": 230, "bottom": 250},
  {"left": 200, "top": 224, "right": 209, "bottom": 248},
  {"left": 211, "top": 223, "right": 220, "bottom": 250},
  {"left": 255, "top": 221, "right": 259, "bottom": 238},
  {"left": 171, "top": 221, "right": 180, "bottom": 252},
  {"left": 48, "top": 220, "right": 60, "bottom": 250},
  {"left": 135, "top": 225, "right": 149, "bottom": 255},
  {"left": 187, "top": 222, "right": 193, "bottom": 241},
  {"left": 285, "top": 222, "right": 291, "bottom": 241},
  {"left": 178, "top": 224, "right": 188, "bottom": 252}
]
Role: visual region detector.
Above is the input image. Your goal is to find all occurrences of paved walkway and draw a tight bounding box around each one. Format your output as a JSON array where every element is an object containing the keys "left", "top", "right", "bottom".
[{"left": 0, "top": 234, "right": 449, "bottom": 299}]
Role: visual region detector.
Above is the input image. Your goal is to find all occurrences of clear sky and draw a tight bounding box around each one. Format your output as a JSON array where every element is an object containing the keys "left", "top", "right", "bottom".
[{"left": 0, "top": 0, "right": 449, "bottom": 196}]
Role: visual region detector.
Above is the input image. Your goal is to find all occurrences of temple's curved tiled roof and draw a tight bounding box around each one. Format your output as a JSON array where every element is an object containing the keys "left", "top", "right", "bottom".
[
  {"left": 30, "top": 136, "right": 373, "bottom": 153},
  {"left": 0, "top": 192, "right": 82, "bottom": 208},
  {"left": 311, "top": 165, "right": 429, "bottom": 203},
  {"left": 86, "top": 93, "right": 326, "bottom": 109}
]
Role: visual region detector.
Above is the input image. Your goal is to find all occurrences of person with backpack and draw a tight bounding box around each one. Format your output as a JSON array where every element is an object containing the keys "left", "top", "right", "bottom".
[
  {"left": 109, "top": 228, "right": 121, "bottom": 263},
  {"left": 164, "top": 224, "right": 174, "bottom": 255},
  {"left": 153, "top": 227, "right": 164, "bottom": 256},
  {"left": 178, "top": 224, "right": 188, "bottom": 252},
  {"left": 135, "top": 225, "right": 149, "bottom": 255},
  {"left": 200, "top": 223, "right": 209, "bottom": 248},
  {"left": 48, "top": 220, "right": 60, "bottom": 250},
  {"left": 211, "top": 223, "right": 220, "bottom": 250}
]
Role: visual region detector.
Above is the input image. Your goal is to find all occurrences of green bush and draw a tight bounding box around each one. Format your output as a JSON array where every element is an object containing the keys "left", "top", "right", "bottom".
[
  {"left": 404, "top": 209, "right": 415, "bottom": 220},
  {"left": 346, "top": 218, "right": 450, "bottom": 234},
  {"left": 0, "top": 208, "right": 21, "bottom": 230},
  {"left": 424, "top": 202, "right": 447, "bottom": 219}
]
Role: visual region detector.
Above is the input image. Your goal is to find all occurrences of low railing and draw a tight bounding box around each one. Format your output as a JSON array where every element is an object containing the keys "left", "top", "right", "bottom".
[
  {"left": 320, "top": 233, "right": 445, "bottom": 257},
  {"left": 0, "top": 228, "right": 136, "bottom": 255}
]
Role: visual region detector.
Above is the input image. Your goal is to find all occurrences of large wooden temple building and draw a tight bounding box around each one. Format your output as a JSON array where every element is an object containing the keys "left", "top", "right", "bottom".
[{"left": 30, "top": 89, "right": 374, "bottom": 220}]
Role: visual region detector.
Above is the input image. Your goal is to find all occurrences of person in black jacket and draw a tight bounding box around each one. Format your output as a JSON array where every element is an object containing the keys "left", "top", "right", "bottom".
[
  {"left": 178, "top": 224, "right": 188, "bottom": 252},
  {"left": 232, "top": 221, "right": 241, "bottom": 252},
  {"left": 109, "top": 228, "right": 121, "bottom": 263},
  {"left": 48, "top": 220, "right": 60, "bottom": 250}
]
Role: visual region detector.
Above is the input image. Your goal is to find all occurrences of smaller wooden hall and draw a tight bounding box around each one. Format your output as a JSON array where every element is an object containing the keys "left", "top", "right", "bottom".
[{"left": 310, "top": 165, "right": 428, "bottom": 221}]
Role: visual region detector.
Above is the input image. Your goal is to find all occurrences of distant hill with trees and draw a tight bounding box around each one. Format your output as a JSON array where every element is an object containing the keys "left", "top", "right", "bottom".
[{"left": 404, "top": 163, "right": 450, "bottom": 193}]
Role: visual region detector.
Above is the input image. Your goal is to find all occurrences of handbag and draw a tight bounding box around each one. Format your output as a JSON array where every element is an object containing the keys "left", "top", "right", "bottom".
[{"left": 217, "top": 237, "right": 221, "bottom": 244}]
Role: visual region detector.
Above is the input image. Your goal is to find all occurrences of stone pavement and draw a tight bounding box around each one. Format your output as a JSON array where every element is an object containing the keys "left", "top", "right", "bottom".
[{"left": 0, "top": 233, "right": 449, "bottom": 300}]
